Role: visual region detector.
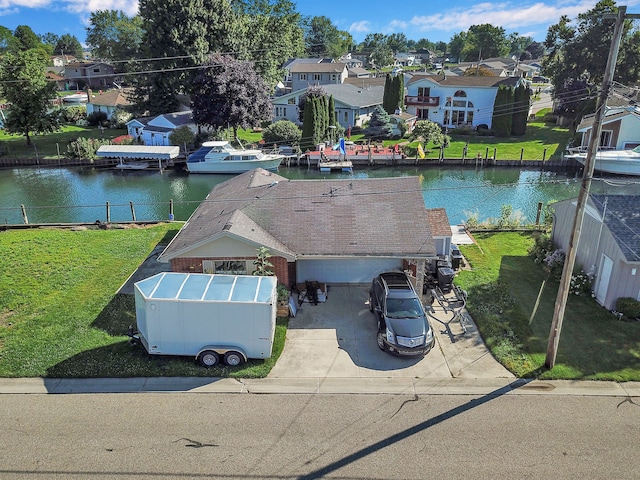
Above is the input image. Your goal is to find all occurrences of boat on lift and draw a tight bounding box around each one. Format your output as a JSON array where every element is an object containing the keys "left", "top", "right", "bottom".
[{"left": 186, "top": 140, "right": 284, "bottom": 174}]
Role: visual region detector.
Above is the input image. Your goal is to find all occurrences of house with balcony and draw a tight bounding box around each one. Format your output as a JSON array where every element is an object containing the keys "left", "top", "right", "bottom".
[{"left": 405, "top": 73, "right": 525, "bottom": 129}]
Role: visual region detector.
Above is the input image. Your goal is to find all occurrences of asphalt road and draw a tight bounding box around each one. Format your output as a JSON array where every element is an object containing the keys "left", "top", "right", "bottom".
[{"left": 2, "top": 391, "right": 639, "bottom": 479}]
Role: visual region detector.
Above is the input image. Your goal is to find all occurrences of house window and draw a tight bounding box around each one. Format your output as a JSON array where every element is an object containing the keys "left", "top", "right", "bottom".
[
  {"left": 214, "top": 260, "right": 247, "bottom": 274},
  {"left": 343, "top": 112, "right": 348, "bottom": 123},
  {"left": 202, "top": 260, "right": 214, "bottom": 274},
  {"left": 275, "top": 106, "right": 286, "bottom": 117},
  {"left": 313, "top": 74, "right": 321, "bottom": 81},
  {"left": 300, "top": 74, "right": 307, "bottom": 81},
  {"left": 417, "top": 108, "right": 429, "bottom": 119},
  {"left": 331, "top": 74, "right": 337, "bottom": 81},
  {"left": 287, "top": 98, "right": 296, "bottom": 105},
  {"left": 600, "top": 130, "right": 613, "bottom": 148},
  {"left": 418, "top": 87, "right": 431, "bottom": 97},
  {"left": 93, "top": 68, "right": 100, "bottom": 73}
]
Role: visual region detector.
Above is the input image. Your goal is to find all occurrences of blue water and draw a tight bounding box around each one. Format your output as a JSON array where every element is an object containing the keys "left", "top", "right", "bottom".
[{"left": 1, "top": 165, "right": 639, "bottom": 225}]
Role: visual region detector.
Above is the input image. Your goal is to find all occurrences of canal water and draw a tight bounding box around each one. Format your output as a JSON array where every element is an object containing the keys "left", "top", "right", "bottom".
[{"left": 2, "top": 165, "right": 640, "bottom": 226}]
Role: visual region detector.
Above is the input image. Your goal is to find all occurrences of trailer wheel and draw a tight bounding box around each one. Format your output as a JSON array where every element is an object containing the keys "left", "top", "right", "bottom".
[
  {"left": 224, "top": 351, "right": 244, "bottom": 366},
  {"left": 198, "top": 350, "right": 220, "bottom": 367}
]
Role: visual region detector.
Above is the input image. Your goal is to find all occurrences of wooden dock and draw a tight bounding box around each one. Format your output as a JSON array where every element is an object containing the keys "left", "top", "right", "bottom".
[{"left": 318, "top": 159, "right": 353, "bottom": 173}]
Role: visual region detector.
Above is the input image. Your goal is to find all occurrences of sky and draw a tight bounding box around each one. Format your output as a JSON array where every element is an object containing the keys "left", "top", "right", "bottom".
[{"left": 0, "top": 0, "right": 638, "bottom": 47}]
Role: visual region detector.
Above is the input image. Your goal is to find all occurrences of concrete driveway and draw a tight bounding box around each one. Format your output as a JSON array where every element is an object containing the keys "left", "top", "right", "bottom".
[{"left": 268, "top": 284, "right": 514, "bottom": 380}]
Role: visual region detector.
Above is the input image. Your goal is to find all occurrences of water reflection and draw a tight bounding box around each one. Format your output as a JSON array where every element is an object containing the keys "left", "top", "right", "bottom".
[{"left": 1, "top": 165, "right": 639, "bottom": 226}]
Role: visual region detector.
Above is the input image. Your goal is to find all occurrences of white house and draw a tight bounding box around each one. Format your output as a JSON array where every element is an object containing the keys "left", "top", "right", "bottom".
[
  {"left": 85, "top": 88, "right": 134, "bottom": 121},
  {"left": 573, "top": 106, "right": 640, "bottom": 151},
  {"left": 405, "top": 73, "right": 526, "bottom": 129},
  {"left": 289, "top": 62, "right": 348, "bottom": 92}
]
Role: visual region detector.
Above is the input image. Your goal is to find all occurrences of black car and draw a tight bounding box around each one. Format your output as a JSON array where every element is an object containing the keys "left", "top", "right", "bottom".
[{"left": 368, "top": 272, "right": 435, "bottom": 356}]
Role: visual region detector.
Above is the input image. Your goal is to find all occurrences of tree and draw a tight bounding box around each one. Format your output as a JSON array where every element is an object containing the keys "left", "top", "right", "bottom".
[
  {"left": 0, "top": 50, "right": 62, "bottom": 145},
  {"left": 169, "top": 125, "right": 196, "bottom": 155},
  {"left": 12, "top": 25, "right": 41, "bottom": 52},
  {"left": 521, "top": 41, "right": 545, "bottom": 60},
  {"left": 136, "top": 0, "right": 239, "bottom": 115},
  {"left": 511, "top": 83, "right": 530, "bottom": 136},
  {"left": 410, "top": 120, "right": 445, "bottom": 146},
  {"left": 262, "top": 120, "right": 302, "bottom": 144},
  {"left": 371, "top": 44, "right": 394, "bottom": 69},
  {"left": 191, "top": 54, "right": 272, "bottom": 139},
  {"left": 300, "top": 85, "right": 327, "bottom": 149},
  {"left": 54, "top": 34, "right": 83, "bottom": 59},
  {"left": 386, "top": 33, "right": 409, "bottom": 53},
  {"left": 383, "top": 73, "right": 404, "bottom": 114},
  {"left": 303, "top": 16, "right": 352, "bottom": 58},
  {"left": 85, "top": 10, "right": 144, "bottom": 63},
  {"left": 492, "top": 85, "right": 514, "bottom": 137},
  {"left": 232, "top": 0, "right": 306, "bottom": 88},
  {"left": 0, "top": 26, "right": 14, "bottom": 54},
  {"left": 542, "top": 0, "right": 640, "bottom": 129},
  {"left": 508, "top": 33, "right": 532, "bottom": 59},
  {"left": 455, "top": 24, "right": 510, "bottom": 61},
  {"left": 365, "top": 105, "right": 394, "bottom": 139}
]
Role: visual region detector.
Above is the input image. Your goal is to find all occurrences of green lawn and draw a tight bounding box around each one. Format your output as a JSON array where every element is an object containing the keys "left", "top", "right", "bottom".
[
  {"left": 456, "top": 232, "right": 640, "bottom": 381},
  {"left": 0, "top": 225, "right": 287, "bottom": 378},
  {"left": 0, "top": 125, "right": 127, "bottom": 160}
]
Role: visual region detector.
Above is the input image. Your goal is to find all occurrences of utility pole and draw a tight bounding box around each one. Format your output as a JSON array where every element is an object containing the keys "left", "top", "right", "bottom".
[{"left": 545, "top": 6, "right": 632, "bottom": 368}]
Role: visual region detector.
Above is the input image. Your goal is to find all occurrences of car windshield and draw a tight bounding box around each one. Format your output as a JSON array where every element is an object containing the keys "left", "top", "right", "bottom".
[{"left": 385, "top": 298, "right": 423, "bottom": 318}]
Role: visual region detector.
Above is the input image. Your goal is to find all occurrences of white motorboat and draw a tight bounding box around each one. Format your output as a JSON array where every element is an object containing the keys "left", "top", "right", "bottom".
[
  {"left": 565, "top": 146, "right": 640, "bottom": 176},
  {"left": 186, "top": 141, "right": 283, "bottom": 174},
  {"left": 63, "top": 93, "right": 88, "bottom": 103}
]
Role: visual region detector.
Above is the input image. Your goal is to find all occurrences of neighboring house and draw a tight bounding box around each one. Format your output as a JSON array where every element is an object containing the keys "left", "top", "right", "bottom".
[
  {"left": 289, "top": 62, "right": 348, "bottom": 92},
  {"left": 280, "top": 58, "right": 334, "bottom": 94},
  {"left": 158, "top": 168, "right": 451, "bottom": 294},
  {"left": 347, "top": 67, "right": 372, "bottom": 79},
  {"left": 51, "top": 55, "right": 77, "bottom": 67},
  {"left": 552, "top": 194, "right": 640, "bottom": 310},
  {"left": 349, "top": 51, "right": 373, "bottom": 68},
  {"left": 85, "top": 88, "right": 134, "bottom": 121},
  {"left": 394, "top": 52, "right": 421, "bottom": 67},
  {"left": 272, "top": 83, "right": 385, "bottom": 129},
  {"left": 45, "top": 71, "right": 67, "bottom": 91},
  {"left": 572, "top": 106, "right": 640, "bottom": 151},
  {"left": 63, "top": 61, "right": 116, "bottom": 89},
  {"left": 405, "top": 73, "right": 526, "bottom": 128},
  {"left": 126, "top": 111, "right": 196, "bottom": 146},
  {"left": 338, "top": 53, "right": 364, "bottom": 69}
]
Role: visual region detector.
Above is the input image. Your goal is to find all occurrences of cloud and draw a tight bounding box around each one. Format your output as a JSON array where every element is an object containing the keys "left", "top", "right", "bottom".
[
  {"left": 408, "top": 1, "right": 602, "bottom": 35},
  {"left": 0, "top": 8, "right": 19, "bottom": 16},
  {"left": 64, "top": 0, "right": 139, "bottom": 17},
  {"left": 349, "top": 20, "right": 371, "bottom": 34},
  {"left": 0, "top": 0, "right": 50, "bottom": 6}
]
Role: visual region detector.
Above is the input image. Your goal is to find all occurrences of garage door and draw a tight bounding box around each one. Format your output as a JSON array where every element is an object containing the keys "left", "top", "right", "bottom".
[{"left": 296, "top": 258, "right": 402, "bottom": 284}]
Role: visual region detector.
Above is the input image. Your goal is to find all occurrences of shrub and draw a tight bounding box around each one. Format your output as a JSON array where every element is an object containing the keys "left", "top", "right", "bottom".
[
  {"left": 87, "top": 111, "right": 108, "bottom": 126},
  {"left": 569, "top": 270, "right": 593, "bottom": 296},
  {"left": 65, "top": 137, "right": 112, "bottom": 161},
  {"left": 615, "top": 297, "right": 640, "bottom": 321},
  {"left": 62, "top": 106, "right": 86, "bottom": 123},
  {"left": 529, "top": 232, "right": 555, "bottom": 264},
  {"left": 112, "top": 135, "right": 134, "bottom": 145},
  {"left": 109, "top": 108, "right": 132, "bottom": 129},
  {"left": 262, "top": 120, "right": 302, "bottom": 145},
  {"left": 543, "top": 248, "right": 565, "bottom": 279}
]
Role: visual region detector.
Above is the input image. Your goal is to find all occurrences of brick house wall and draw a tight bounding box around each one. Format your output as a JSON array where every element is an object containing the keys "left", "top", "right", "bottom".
[{"left": 170, "top": 255, "right": 292, "bottom": 287}]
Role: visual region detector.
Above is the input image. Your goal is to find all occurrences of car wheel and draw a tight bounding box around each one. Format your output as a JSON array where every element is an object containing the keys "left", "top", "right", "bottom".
[
  {"left": 198, "top": 350, "right": 219, "bottom": 367},
  {"left": 224, "top": 351, "right": 244, "bottom": 367},
  {"left": 368, "top": 295, "right": 374, "bottom": 312},
  {"left": 376, "top": 331, "right": 386, "bottom": 351}
]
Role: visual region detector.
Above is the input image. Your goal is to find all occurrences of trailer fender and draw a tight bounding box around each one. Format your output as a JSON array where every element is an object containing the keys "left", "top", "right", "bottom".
[{"left": 195, "top": 346, "right": 248, "bottom": 363}]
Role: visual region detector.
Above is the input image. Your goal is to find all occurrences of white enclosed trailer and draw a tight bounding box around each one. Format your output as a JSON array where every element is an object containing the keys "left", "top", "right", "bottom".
[{"left": 133, "top": 273, "right": 277, "bottom": 366}]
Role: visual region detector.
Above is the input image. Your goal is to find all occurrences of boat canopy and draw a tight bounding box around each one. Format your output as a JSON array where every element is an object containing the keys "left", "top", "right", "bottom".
[{"left": 97, "top": 145, "right": 180, "bottom": 160}]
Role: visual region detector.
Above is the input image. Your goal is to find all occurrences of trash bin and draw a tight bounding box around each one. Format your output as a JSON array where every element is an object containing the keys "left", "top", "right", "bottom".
[
  {"left": 451, "top": 244, "right": 463, "bottom": 270},
  {"left": 437, "top": 267, "right": 454, "bottom": 293}
]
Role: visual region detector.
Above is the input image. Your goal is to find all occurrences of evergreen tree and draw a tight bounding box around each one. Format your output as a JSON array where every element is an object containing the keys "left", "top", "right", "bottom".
[
  {"left": 511, "top": 83, "right": 530, "bottom": 136},
  {"left": 491, "top": 85, "right": 514, "bottom": 137},
  {"left": 382, "top": 73, "right": 392, "bottom": 113},
  {"left": 365, "top": 105, "right": 394, "bottom": 139}
]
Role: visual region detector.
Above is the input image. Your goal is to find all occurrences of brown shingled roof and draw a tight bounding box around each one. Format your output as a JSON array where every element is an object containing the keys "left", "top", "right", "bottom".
[{"left": 160, "top": 168, "right": 441, "bottom": 261}]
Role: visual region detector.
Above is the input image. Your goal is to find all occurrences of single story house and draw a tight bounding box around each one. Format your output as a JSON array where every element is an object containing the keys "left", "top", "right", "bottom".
[
  {"left": 126, "top": 111, "right": 196, "bottom": 146},
  {"left": 572, "top": 107, "right": 640, "bottom": 151},
  {"left": 552, "top": 194, "right": 640, "bottom": 310},
  {"left": 86, "top": 88, "right": 134, "bottom": 121},
  {"left": 405, "top": 73, "right": 526, "bottom": 129},
  {"left": 272, "top": 83, "right": 386, "bottom": 130},
  {"left": 158, "top": 168, "right": 452, "bottom": 294}
]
